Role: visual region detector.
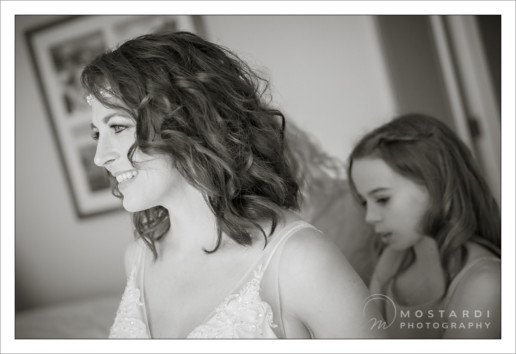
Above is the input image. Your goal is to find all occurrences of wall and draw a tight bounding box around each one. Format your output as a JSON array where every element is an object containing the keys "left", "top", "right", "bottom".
[
  {"left": 16, "top": 16, "right": 134, "bottom": 311},
  {"left": 203, "top": 15, "right": 395, "bottom": 162},
  {"left": 15, "top": 15, "right": 395, "bottom": 311}
]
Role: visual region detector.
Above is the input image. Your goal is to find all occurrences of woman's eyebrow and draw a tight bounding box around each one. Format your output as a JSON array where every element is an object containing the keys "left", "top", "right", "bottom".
[
  {"left": 90, "top": 113, "right": 130, "bottom": 129},
  {"left": 102, "top": 113, "right": 122, "bottom": 124}
]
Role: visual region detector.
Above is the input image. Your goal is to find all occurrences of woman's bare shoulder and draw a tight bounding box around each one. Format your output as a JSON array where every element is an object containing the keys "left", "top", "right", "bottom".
[
  {"left": 273, "top": 220, "right": 378, "bottom": 337},
  {"left": 270, "top": 218, "right": 374, "bottom": 338},
  {"left": 280, "top": 225, "right": 351, "bottom": 271},
  {"left": 274, "top": 212, "right": 363, "bottom": 281}
]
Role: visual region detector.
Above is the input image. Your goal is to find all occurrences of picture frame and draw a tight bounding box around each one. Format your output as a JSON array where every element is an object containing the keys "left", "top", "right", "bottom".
[{"left": 26, "top": 15, "right": 200, "bottom": 218}]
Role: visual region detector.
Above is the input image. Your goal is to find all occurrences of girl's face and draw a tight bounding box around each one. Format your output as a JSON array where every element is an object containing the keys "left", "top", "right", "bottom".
[
  {"left": 90, "top": 98, "right": 187, "bottom": 212},
  {"left": 350, "top": 157, "right": 430, "bottom": 251}
]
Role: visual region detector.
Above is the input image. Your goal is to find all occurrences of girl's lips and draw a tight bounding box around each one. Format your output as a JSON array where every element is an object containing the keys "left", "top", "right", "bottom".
[{"left": 379, "top": 232, "right": 392, "bottom": 243}]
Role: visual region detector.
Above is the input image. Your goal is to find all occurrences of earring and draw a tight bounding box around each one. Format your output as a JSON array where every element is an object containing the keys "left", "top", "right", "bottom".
[{"left": 86, "top": 94, "right": 95, "bottom": 106}]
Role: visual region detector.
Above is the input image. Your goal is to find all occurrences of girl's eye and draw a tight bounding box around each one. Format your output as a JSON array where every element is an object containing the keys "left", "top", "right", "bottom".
[
  {"left": 376, "top": 197, "right": 390, "bottom": 205},
  {"left": 91, "top": 131, "right": 99, "bottom": 141},
  {"left": 360, "top": 200, "right": 367, "bottom": 207}
]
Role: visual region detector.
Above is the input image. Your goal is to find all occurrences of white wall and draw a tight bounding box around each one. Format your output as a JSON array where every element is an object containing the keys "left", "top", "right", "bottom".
[
  {"left": 203, "top": 15, "right": 395, "bottom": 162},
  {"left": 15, "top": 15, "right": 395, "bottom": 311}
]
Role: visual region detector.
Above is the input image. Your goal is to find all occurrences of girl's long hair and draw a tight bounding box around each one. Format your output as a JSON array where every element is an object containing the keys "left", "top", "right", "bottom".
[
  {"left": 81, "top": 31, "right": 300, "bottom": 259},
  {"left": 347, "top": 114, "right": 500, "bottom": 285}
]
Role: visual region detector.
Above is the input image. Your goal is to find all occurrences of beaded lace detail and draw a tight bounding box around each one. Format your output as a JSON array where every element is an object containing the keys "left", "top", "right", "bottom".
[
  {"left": 109, "top": 266, "right": 149, "bottom": 338},
  {"left": 108, "top": 221, "right": 312, "bottom": 338},
  {"left": 187, "top": 264, "right": 278, "bottom": 338},
  {"left": 109, "top": 262, "right": 278, "bottom": 339}
]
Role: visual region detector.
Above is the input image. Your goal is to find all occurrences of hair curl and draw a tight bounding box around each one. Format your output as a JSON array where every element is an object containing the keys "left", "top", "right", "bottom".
[
  {"left": 81, "top": 31, "right": 300, "bottom": 258},
  {"left": 347, "top": 114, "right": 500, "bottom": 285}
]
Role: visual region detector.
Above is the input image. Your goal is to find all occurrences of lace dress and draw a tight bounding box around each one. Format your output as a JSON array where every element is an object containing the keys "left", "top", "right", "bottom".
[{"left": 109, "top": 221, "right": 315, "bottom": 338}]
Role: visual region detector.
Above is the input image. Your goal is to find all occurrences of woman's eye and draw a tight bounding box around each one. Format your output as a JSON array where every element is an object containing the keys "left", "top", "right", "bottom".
[
  {"left": 111, "top": 125, "right": 127, "bottom": 133},
  {"left": 91, "top": 131, "right": 99, "bottom": 141}
]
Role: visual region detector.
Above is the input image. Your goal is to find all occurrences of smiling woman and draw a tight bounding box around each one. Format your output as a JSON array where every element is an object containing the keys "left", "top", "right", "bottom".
[
  {"left": 89, "top": 98, "right": 187, "bottom": 214},
  {"left": 80, "top": 31, "right": 384, "bottom": 339}
]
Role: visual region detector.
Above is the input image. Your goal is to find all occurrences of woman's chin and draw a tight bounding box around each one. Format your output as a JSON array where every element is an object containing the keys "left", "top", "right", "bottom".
[{"left": 122, "top": 199, "right": 145, "bottom": 213}]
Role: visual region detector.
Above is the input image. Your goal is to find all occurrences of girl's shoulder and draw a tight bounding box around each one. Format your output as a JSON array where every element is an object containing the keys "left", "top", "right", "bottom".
[
  {"left": 459, "top": 241, "right": 501, "bottom": 277},
  {"left": 465, "top": 241, "right": 500, "bottom": 260},
  {"left": 445, "top": 241, "right": 500, "bottom": 308}
]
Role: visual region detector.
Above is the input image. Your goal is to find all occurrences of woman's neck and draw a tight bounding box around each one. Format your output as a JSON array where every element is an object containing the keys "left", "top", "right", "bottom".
[
  {"left": 158, "top": 183, "right": 221, "bottom": 257},
  {"left": 155, "top": 182, "right": 280, "bottom": 259}
]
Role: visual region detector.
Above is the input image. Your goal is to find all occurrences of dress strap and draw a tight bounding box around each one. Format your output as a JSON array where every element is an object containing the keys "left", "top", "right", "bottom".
[
  {"left": 261, "top": 220, "right": 319, "bottom": 338},
  {"left": 125, "top": 238, "right": 146, "bottom": 283},
  {"left": 135, "top": 238, "right": 146, "bottom": 287},
  {"left": 135, "top": 238, "right": 154, "bottom": 337},
  {"left": 261, "top": 221, "right": 317, "bottom": 272}
]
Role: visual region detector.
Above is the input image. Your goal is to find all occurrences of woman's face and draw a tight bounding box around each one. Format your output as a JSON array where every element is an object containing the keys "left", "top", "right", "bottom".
[
  {"left": 350, "top": 157, "right": 430, "bottom": 251},
  {"left": 90, "top": 97, "right": 187, "bottom": 212}
]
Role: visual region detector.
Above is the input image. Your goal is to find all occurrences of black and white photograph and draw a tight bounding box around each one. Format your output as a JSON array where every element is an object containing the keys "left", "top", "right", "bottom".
[
  {"left": 25, "top": 15, "right": 200, "bottom": 217},
  {"left": 2, "top": 1, "right": 515, "bottom": 354}
]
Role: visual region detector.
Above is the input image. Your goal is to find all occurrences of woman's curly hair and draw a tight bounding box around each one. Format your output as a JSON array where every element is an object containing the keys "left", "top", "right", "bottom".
[
  {"left": 347, "top": 114, "right": 500, "bottom": 286},
  {"left": 81, "top": 31, "right": 301, "bottom": 258}
]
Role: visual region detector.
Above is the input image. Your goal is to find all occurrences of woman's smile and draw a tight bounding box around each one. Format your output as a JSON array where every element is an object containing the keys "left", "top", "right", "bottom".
[{"left": 115, "top": 170, "right": 139, "bottom": 184}]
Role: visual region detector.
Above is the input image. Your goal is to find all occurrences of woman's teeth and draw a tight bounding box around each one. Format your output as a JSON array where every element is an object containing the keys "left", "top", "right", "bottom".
[{"left": 116, "top": 171, "right": 138, "bottom": 183}]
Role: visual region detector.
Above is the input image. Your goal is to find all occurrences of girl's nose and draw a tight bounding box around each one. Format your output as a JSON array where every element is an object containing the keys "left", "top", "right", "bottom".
[
  {"left": 365, "top": 206, "right": 381, "bottom": 224},
  {"left": 94, "top": 135, "right": 119, "bottom": 167}
]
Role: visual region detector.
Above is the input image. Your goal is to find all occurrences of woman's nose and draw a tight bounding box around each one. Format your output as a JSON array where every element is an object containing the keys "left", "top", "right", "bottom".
[
  {"left": 93, "top": 135, "right": 119, "bottom": 167},
  {"left": 365, "top": 206, "right": 381, "bottom": 224}
]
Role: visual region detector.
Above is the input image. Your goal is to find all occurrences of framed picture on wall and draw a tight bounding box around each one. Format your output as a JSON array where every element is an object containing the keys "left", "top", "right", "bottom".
[{"left": 26, "top": 15, "right": 201, "bottom": 218}]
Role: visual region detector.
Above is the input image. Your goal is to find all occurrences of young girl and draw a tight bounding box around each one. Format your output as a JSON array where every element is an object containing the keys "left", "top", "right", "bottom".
[
  {"left": 81, "top": 31, "right": 382, "bottom": 339},
  {"left": 347, "top": 114, "right": 501, "bottom": 338}
]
